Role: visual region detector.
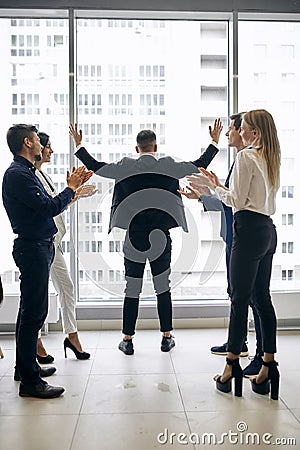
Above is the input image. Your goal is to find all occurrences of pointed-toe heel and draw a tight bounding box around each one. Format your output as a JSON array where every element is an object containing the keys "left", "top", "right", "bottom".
[
  {"left": 251, "top": 360, "right": 279, "bottom": 400},
  {"left": 63, "top": 337, "right": 90, "bottom": 360},
  {"left": 215, "top": 357, "right": 243, "bottom": 397}
]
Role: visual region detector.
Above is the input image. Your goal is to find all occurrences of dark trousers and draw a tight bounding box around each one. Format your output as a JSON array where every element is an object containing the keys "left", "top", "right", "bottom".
[
  {"left": 13, "top": 238, "right": 54, "bottom": 385},
  {"left": 227, "top": 210, "right": 277, "bottom": 356},
  {"left": 123, "top": 229, "right": 172, "bottom": 336},
  {"left": 226, "top": 241, "right": 263, "bottom": 354}
]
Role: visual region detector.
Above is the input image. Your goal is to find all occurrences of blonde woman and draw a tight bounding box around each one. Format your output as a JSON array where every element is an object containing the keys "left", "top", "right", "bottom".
[{"left": 189, "top": 110, "right": 281, "bottom": 399}]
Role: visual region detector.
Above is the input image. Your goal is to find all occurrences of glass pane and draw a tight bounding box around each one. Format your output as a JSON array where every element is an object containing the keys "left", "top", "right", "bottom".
[
  {"left": 238, "top": 21, "right": 300, "bottom": 290},
  {"left": 0, "top": 17, "right": 69, "bottom": 294},
  {"left": 76, "top": 18, "right": 229, "bottom": 301}
]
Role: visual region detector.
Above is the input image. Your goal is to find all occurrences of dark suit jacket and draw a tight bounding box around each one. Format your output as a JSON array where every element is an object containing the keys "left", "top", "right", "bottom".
[
  {"left": 75, "top": 144, "right": 218, "bottom": 233},
  {"left": 200, "top": 162, "right": 234, "bottom": 246}
]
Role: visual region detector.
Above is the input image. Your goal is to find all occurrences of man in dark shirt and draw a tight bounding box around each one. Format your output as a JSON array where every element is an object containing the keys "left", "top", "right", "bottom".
[{"left": 2, "top": 124, "right": 91, "bottom": 398}]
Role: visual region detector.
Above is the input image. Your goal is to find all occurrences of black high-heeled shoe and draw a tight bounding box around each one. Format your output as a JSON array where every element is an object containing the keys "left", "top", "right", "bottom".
[
  {"left": 215, "top": 357, "right": 243, "bottom": 397},
  {"left": 37, "top": 354, "right": 54, "bottom": 364},
  {"left": 251, "top": 360, "right": 279, "bottom": 400},
  {"left": 63, "top": 337, "right": 90, "bottom": 360}
]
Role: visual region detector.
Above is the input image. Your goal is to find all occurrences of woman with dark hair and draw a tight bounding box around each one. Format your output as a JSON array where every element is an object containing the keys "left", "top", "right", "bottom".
[{"left": 35, "top": 132, "right": 97, "bottom": 361}]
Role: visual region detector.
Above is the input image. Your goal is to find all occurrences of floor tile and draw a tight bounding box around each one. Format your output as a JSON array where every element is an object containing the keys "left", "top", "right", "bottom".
[
  {"left": 0, "top": 414, "right": 77, "bottom": 450},
  {"left": 0, "top": 375, "right": 88, "bottom": 416},
  {"left": 81, "top": 373, "right": 184, "bottom": 414},
  {"left": 91, "top": 347, "right": 174, "bottom": 375},
  {"left": 72, "top": 413, "right": 193, "bottom": 450},
  {"left": 177, "top": 372, "right": 287, "bottom": 412},
  {"left": 0, "top": 328, "right": 299, "bottom": 450}
]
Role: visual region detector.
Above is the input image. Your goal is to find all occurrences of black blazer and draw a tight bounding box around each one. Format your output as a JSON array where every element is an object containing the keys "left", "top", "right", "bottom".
[
  {"left": 201, "top": 162, "right": 234, "bottom": 246},
  {"left": 75, "top": 144, "right": 218, "bottom": 233}
]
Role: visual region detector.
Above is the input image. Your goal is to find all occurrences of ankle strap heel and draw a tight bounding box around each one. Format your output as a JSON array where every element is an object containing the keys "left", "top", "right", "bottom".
[
  {"left": 252, "top": 360, "right": 280, "bottom": 400},
  {"left": 215, "top": 358, "right": 243, "bottom": 397},
  {"left": 262, "top": 361, "right": 279, "bottom": 400}
]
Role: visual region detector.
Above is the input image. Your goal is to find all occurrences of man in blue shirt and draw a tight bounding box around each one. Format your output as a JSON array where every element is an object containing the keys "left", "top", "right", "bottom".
[{"left": 2, "top": 124, "right": 91, "bottom": 398}]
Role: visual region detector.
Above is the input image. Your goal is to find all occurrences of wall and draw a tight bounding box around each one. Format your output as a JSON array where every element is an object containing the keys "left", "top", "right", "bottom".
[{"left": 0, "top": 0, "right": 300, "bottom": 13}]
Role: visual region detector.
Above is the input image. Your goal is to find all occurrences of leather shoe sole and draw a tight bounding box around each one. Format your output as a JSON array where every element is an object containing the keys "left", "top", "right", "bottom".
[
  {"left": 14, "top": 366, "right": 57, "bottom": 382},
  {"left": 19, "top": 380, "right": 65, "bottom": 399}
]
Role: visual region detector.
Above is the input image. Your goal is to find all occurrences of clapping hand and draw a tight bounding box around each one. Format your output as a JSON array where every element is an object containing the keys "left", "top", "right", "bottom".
[
  {"left": 178, "top": 185, "right": 210, "bottom": 200},
  {"left": 186, "top": 168, "right": 223, "bottom": 191},
  {"left": 76, "top": 184, "right": 98, "bottom": 199},
  {"left": 67, "top": 166, "right": 93, "bottom": 192}
]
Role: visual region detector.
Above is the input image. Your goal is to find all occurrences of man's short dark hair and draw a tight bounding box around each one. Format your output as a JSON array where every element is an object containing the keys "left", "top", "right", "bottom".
[
  {"left": 7, "top": 124, "right": 38, "bottom": 155},
  {"left": 230, "top": 112, "right": 246, "bottom": 130},
  {"left": 136, "top": 130, "right": 156, "bottom": 151}
]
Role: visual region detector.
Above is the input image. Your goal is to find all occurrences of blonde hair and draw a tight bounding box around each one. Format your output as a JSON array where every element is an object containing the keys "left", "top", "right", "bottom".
[{"left": 243, "top": 109, "right": 281, "bottom": 189}]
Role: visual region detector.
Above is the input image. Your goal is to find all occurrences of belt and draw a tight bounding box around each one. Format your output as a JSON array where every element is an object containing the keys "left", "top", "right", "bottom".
[{"left": 17, "top": 236, "right": 55, "bottom": 243}]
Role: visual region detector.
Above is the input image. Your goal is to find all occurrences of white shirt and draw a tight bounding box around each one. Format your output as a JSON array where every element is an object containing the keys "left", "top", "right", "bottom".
[
  {"left": 215, "top": 147, "right": 278, "bottom": 216},
  {"left": 35, "top": 169, "right": 66, "bottom": 244}
]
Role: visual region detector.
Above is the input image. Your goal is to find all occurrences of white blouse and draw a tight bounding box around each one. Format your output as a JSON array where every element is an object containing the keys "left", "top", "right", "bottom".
[
  {"left": 35, "top": 169, "right": 66, "bottom": 245},
  {"left": 215, "top": 147, "right": 278, "bottom": 216}
]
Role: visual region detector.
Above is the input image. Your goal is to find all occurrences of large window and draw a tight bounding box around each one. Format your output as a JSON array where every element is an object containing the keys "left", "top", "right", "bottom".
[
  {"left": 75, "top": 18, "right": 229, "bottom": 301},
  {"left": 238, "top": 20, "right": 300, "bottom": 290},
  {"left": 0, "top": 15, "right": 69, "bottom": 293},
  {"left": 0, "top": 10, "right": 299, "bottom": 305}
]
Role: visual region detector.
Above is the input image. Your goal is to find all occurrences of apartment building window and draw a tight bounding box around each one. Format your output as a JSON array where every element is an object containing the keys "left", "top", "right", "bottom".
[
  {"left": 11, "top": 93, "right": 40, "bottom": 115},
  {"left": 108, "top": 94, "right": 132, "bottom": 115},
  {"left": 97, "top": 270, "right": 103, "bottom": 282},
  {"left": 108, "top": 270, "right": 114, "bottom": 282},
  {"left": 108, "top": 124, "right": 133, "bottom": 145},
  {"left": 282, "top": 270, "right": 294, "bottom": 281},
  {"left": 282, "top": 242, "right": 294, "bottom": 254},
  {"left": 109, "top": 241, "right": 122, "bottom": 252},
  {"left": 282, "top": 214, "right": 294, "bottom": 225},
  {"left": 282, "top": 186, "right": 294, "bottom": 198},
  {"left": 281, "top": 44, "right": 295, "bottom": 59},
  {"left": 11, "top": 33, "right": 40, "bottom": 56},
  {"left": 139, "top": 94, "right": 165, "bottom": 116},
  {"left": 91, "top": 241, "right": 102, "bottom": 253}
]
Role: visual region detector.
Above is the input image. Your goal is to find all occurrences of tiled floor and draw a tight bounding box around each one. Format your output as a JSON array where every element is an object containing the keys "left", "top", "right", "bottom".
[{"left": 0, "top": 328, "right": 299, "bottom": 450}]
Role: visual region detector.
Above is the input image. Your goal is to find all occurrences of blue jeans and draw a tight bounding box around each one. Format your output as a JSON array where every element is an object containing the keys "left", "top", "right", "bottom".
[{"left": 13, "top": 237, "right": 54, "bottom": 385}]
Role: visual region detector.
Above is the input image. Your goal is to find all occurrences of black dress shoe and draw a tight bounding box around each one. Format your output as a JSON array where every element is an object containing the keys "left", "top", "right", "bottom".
[
  {"left": 37, "top": 354, "right": 54, "bottom": 364},
  {"left": 161, "top": 335, "right": 175, "bottom": 352},
  {"left": 19, "top": 380, "right": 65, "bottom": 399},
  {"left": 118, "top": 338, "right": 134, "bottom": 355},
  {"left": 14, "top": 365, "right": 57, "bottom": 381}
]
